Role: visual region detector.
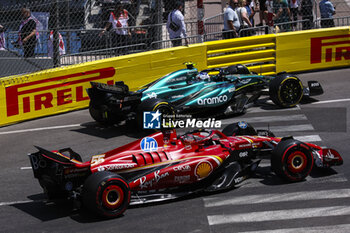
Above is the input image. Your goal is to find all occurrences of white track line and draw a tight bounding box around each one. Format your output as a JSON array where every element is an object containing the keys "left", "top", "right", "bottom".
[
  {"left": 294, "top": 135, "right": 322, "bottom": 142},
  {"left": 204, "top": 189, "right": 350, "bottom": 207},
  {"left": 239, "top": 223, "right": 350, "bottom": 233},
  {"left": 269, "top": 124, "right": 314, "bottom": 132},
  {"left": 207, "top": 206, "right": 350, "bottom": 225},
  {"left": 311, "top": 98, "right": 350, "bottom": 105},
  {"left": 0, "top": 124, "right": 81, "bottom": 135},
  {"left": 220, "top": 114, "right": 307, "bottom": 124},
  {"left": 0, "top": 200, "right": 38, "bottom": 207},
  {"left": 240, "top": 173, "right": 348, "bottom": 188},
  {"left": 20, "top": 167, "right": 32, "bottom": 170}
]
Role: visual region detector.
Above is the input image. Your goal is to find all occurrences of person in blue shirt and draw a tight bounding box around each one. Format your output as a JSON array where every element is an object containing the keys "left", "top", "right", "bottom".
[{"left": 319, "top": 0, "right": 336, "bottom": 28}]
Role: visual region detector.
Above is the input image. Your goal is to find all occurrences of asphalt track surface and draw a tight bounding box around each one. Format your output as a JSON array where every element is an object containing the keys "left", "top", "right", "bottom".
[{"left": 1, "top": 68, "right": 350, "bottom": 233}]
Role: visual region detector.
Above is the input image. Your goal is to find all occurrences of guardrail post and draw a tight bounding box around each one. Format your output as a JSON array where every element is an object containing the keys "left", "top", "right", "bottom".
[{"left": 53, "top": 0, "right": 60, "bottom": 67}]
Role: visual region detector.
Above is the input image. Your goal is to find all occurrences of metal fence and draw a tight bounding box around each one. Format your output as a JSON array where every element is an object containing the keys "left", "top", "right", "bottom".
[{"left": 0, "top": 0, "right": 350, "bottom": 78}]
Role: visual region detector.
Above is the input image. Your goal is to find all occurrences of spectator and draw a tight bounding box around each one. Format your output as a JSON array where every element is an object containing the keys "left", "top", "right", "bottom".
[
  {"left": 47, "top": 31, "right": 66, "bottom": 58},
  {"left": 223, "top": 0, "right": 240, "bottom": 39},
  {"left": 237, "top": 0, "right": 253, "bottom": 37},
  {"left": 257, "top": 0, "right": 267, "bottom": 26},
  {"left": 264, "top": 0, "right": 275, "bottom": 27},
  {"left": 273, "top": 0, "right": 291, "bottom": 32},
  {"left": 289, "top": 0, "right": 300, "bottom": 30},
  {"left": 15, "top": 7, "right": 38, "bottom": 58},
  {"left": 166, "top": 1, "right": 188, "bottom": 47},
  {"left": 0, "top": 25, "right": 5, "bottom": 51},
  {"left": 301, "top": 0, "right": 314, "bottom": 29},
  {"left": 246, "top": 0, "right": 256, "bottom": 27},
  {"left": 100, "top": 3, "right": 131, "bottom": 49},
  {"left": 319, "top": 0, "right": 335, "bottom": 28}
]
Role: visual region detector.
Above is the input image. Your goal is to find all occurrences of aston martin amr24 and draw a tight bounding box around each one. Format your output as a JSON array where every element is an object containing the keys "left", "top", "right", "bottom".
[{"left": 86, "top": 63, "right": 323, "bottom": 125}]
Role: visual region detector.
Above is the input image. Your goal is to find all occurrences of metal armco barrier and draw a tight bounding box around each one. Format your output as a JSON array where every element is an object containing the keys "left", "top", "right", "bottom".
[
  {"left": 205, "top": 34, "right": 276, "bottom": 76},
  {"left": 1, "top": 27, "right": 350, "bottom": 127}
]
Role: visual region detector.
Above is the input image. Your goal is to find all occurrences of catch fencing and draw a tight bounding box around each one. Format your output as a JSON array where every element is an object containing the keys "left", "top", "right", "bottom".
[{"left": 0, "top": 0, "right": 350, "bottom": 78}]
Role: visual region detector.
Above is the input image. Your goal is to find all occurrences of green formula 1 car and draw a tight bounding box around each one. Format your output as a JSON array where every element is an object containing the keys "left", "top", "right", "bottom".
[{"left": 86, "top": 63, "right": 323, "bottom": 126}]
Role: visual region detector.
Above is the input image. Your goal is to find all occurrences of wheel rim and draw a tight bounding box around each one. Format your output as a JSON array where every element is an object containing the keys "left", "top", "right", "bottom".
[
  {"left": 279, "top": 79, "right": 302, "bottom": 105},
  {"left": 287, "top": 151, "right": 307, "bottom": 173},
  {"left": 102, "top": 185, "right": 124, "bottom": 209}
]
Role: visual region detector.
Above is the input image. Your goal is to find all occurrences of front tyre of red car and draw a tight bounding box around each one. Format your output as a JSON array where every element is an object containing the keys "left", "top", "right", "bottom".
[
  {"left": 82, "top": 171, "right": 130, "bottom": 218},
  {"left": 271, "top": 139, "right": 314, "bottom": 182}
]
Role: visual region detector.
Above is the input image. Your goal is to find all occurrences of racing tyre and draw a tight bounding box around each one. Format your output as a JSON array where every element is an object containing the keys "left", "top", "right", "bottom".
[
  {"left": 222, "top": 121, "right": 257, "bottom": 136},
  {"left": 271, "top": 139, "right": 314, "bottom": 182},
  {"left": 136, "top": 99, "right": 174, "bottom": 129},
  {"left": 82, "top": 171, "right": 130, "bottom": 218},
  {"left": 89, "top": 102, "right": 110, "bottom": 124},
  {"left": 269, "top": 74, "right": 303, "bottom": 108}
]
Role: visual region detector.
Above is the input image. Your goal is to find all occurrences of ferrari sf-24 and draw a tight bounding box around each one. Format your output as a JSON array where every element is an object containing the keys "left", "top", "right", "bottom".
[
  {"left": 86, "top": 63, "right": 323, "bottom": 125},
  {"left": 28, "top": 122, "right": 342, "bottom": 218}
]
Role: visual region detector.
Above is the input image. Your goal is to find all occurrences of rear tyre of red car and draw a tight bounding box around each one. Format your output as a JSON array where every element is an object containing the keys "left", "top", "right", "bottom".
[
  {"left": 269, "top": 74, "right": 303, "bottom": 108},
  {"left": 82, "top": 171, "right": 130, "bottom": 218},
  {"left": 271, "top": 139, "right": 314, "bottom": 182}
]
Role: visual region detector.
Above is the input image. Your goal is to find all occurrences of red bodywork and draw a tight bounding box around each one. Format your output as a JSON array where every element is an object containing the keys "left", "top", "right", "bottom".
[{"left": 53, "top": 129, "right": 342, "bottom": 192}]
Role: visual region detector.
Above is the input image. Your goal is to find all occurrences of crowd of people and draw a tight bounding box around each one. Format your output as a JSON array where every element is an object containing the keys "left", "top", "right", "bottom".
[
  {"left": 223, "top": 0, "right": 337, "bottom": 39},
  {"left": 0, "top": 0, "right": 339, "bottom": 57}
]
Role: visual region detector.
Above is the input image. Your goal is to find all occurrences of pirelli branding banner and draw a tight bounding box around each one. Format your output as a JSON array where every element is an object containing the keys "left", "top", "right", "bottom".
[
  {"left": 0, "top": 44, "right": 207, "bottom": 126},
  {"left": 0, "top": 67, "right": 116, "bottom": 126},
  {"left": 276, "top": 27, "right": 350, "bottom": 73}
]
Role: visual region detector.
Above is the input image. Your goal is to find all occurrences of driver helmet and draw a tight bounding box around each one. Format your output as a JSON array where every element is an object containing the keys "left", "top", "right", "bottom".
[
  {"left": 180, "top": 134, "right": 195, "bottom": 146},
  {"left": 197, "top": 72, "right": 210, "bottom": 81}
]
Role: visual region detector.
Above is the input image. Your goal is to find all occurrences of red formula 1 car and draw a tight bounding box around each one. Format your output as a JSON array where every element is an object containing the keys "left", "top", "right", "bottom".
[{"left": 28, "top": 122, "right": 343, "bottom": 218}]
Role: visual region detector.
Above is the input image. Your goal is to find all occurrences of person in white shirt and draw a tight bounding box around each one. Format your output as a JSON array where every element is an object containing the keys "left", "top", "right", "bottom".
[
  {"left": 237, "top": 0, "right": 253, "bottom": 36},
  {"left": 289, "top": 0, "right": 300, "bottom": 29},
  {"left": 100, "top": 3, "right": 131, "bottom": 50},
  {"left": 223, "top": 0, "right": 240, "bottom": 39},
  {"left": 166, "top": 1, "right": 188, "bottom": 47}
]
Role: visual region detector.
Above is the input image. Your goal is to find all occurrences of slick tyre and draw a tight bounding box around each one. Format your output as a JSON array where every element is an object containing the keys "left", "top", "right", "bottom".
[
  {"left": 269, "top": 74, "right": 303, "bottom": 108},
  {"left": 222, "top": 121, "right": 257, "bottom": 136},
  {"left": 136, "top": 99, "right": 174, "bottom": 129},
  {"left": 271, "top": 139, "right": 314, "bottom": 182},
  {"left": 82, "top": 171, "right": 130, "bottom": 218},
  {"left": 89, "top": 102, "right": 111, "bottom": 124}
]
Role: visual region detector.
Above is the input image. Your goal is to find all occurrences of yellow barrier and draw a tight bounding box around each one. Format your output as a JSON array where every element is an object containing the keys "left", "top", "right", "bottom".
[
  {"left": 1, "top": 27, "right": 349, "bottom": 127},
  {"left": 205, "top": 34, "right": 276, "bottom": 75},
  {"left": 0, "top": 44, "right": 206, "bottom": 126},
  {"left": 276, "top": 26, "right": 350, "bottom": 73}
]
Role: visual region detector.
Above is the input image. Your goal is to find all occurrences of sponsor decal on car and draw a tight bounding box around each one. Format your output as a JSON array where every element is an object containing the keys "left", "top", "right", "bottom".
[
  {"left": 197, "top": 95, "right": 228, "bottom": 105},
  {"left": 97, "top": 163, "right": 136, "bottom": 171},
  {"left": 173, "top": 165, "right": 191, "bottom": 172},
  {"left": 135, "top": 170, "right": 170, "bottom": 189},
  {"left": 174, "top": 175, "right": 191, "bottom": 183},
  {"left": 146, "top": 92, "right": 157, "bottom": 99},
  {"left": 239, "top": 151, "right": 249, "bottom": 158},
  {"left": 140, "top": 137, "right": 158, "bottom": 152},
  {"left": 195, "top": 161, "right": 213, "bottom": 180}
]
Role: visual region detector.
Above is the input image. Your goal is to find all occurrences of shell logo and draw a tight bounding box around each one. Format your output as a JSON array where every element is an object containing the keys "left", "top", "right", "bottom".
[{"left": 195, "top": 161, "right": 213, "bottom": 179}]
